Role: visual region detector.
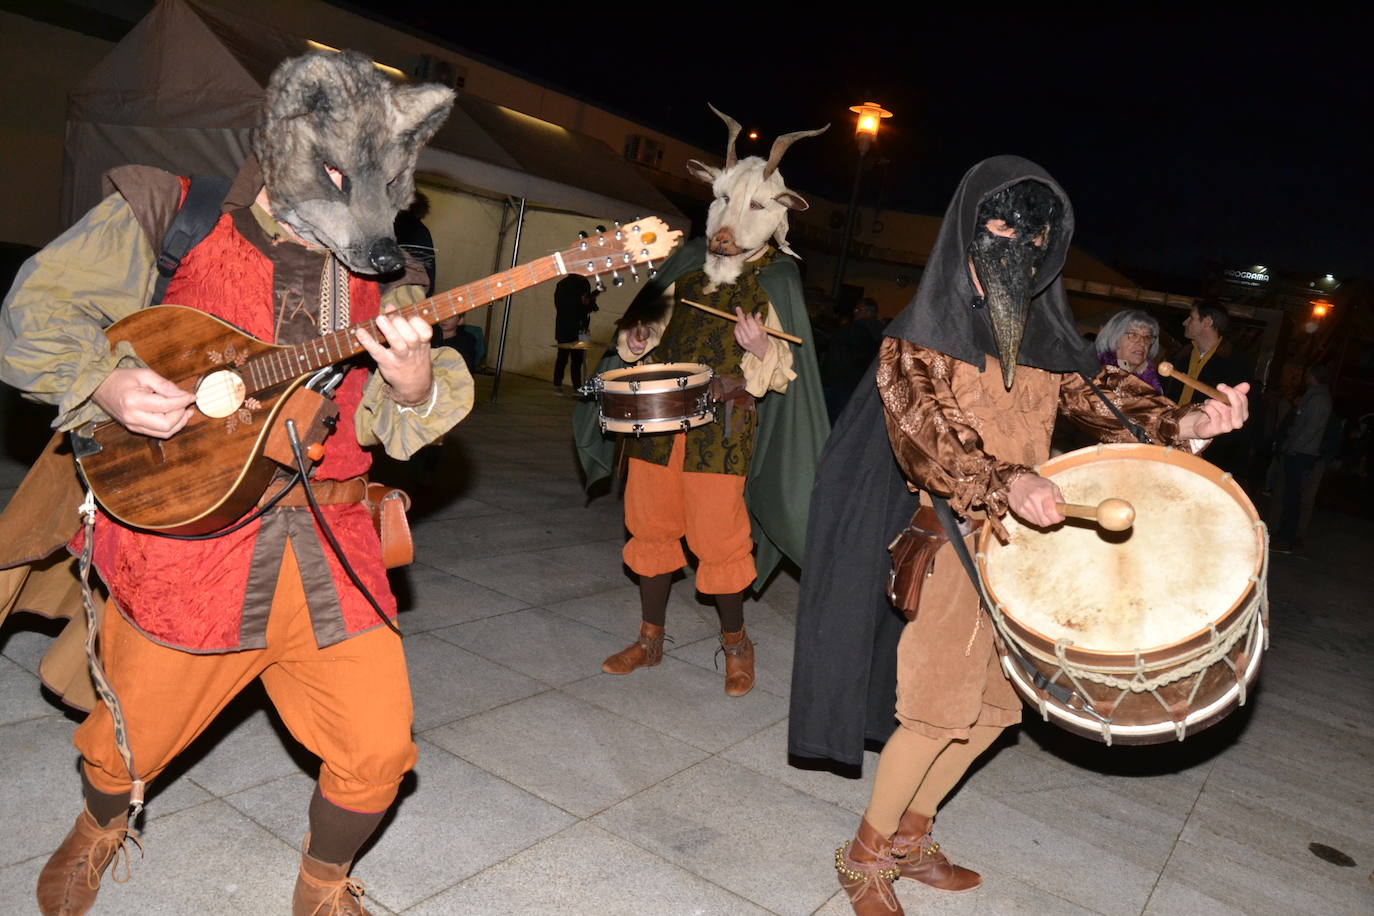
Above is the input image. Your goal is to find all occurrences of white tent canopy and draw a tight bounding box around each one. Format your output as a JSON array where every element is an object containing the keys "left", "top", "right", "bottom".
[{"left": 63, "top": 0, "right": 685, "bottom": 380}]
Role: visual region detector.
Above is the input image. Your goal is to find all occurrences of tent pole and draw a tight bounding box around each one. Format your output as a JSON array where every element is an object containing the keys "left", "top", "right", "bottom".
[
  {"left": 489, "top": 196, "right": 527, "bottom": 404},
  {"left": 480, "top": 197, "right": 513, "bottom": 357}
]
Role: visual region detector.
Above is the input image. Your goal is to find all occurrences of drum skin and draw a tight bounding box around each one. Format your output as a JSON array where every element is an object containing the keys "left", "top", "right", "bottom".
[
  {"left": 593, "top": 362, "right": 715, "bottom": 435},
  {"left": 977, "top": 443, "right": 1268, "bottom": 744}
]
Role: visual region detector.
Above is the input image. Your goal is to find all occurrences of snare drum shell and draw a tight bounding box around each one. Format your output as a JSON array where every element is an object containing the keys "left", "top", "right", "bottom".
[{"left": 594, "top": 362, "right": 715, "bottom": 435}]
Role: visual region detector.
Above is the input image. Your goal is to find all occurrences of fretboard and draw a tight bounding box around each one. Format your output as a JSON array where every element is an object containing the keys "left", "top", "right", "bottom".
[{"left": 242, "top": 254, "right": 563, "bottom": 391}]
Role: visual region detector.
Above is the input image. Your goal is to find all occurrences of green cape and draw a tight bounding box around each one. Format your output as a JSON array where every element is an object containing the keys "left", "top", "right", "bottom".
[{"left": 572, "top": 238, "right": 830, "bottom": 587}]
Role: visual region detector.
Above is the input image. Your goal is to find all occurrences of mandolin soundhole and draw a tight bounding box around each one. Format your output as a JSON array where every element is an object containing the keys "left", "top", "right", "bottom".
[{"left": 196, "top": 370, "right": 247, "bottom": 418}]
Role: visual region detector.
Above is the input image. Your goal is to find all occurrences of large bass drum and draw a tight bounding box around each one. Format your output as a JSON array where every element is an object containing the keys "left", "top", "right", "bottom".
[{"left": 976, "top": 443, "right": 1269, "bottom": 745}]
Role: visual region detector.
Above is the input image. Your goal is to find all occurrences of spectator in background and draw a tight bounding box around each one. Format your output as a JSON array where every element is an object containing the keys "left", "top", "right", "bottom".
[
  {"left": 394, "top": 191, "right": 436, "bottom": 295},
  {"left": 1095, "top": 308, "right": 1163, "bottom": 393},
  {"left": 820, "top": 296, "right": 884, "bottom": 421},
  {"left": 1163, "top": 301, "right": 1254, "bottom": 476},
  {"left": 434, "top": 313, "right": 476, "bottom": 373},
  {"left": 553, "top": 273, "right": 598, "bottom": 391},
  {"left": 1273, "top": 365, "right": 1333, "bottom": 552}
]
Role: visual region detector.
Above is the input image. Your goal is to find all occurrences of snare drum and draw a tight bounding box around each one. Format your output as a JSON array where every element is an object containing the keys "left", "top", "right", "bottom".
[
  {"left": 583, "top": 362, "right": 715, "bottom": 435},
  {"left": 976, "top": 443, "right": 1268, "bottom": 745}
]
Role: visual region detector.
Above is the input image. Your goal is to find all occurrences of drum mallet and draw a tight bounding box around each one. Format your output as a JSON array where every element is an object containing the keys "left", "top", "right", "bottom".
[
  {"left": 1157, "top": 362, "right": 1228, "bottom": 403},
  {"left": 1054, "top": 498, "right": 1136, "bottom": 531},
  {"left": 680, "top": 299, "right": 804, "bottom": 344}
]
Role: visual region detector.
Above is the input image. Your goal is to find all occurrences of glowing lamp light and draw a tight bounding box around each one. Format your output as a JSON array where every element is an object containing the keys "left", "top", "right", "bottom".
[
  {"left": 747, "top": 130, "right": 759, "bottom": 141},
  {"left": 1311, "top": 300, "right": 1332, "bottom": 318},
  {"left": 848, "top": 101, "right": 893, "bottom": 153}
]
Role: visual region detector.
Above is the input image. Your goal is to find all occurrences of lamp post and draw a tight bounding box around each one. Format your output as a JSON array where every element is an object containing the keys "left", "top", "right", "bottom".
[{"left": 831, "top": 101, "right": 892, "bottom": 302}]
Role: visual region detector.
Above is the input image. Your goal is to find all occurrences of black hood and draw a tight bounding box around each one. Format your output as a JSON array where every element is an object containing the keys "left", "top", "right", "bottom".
[{"left": 885, "top": 155, "right": 1098, "bottom": 377}]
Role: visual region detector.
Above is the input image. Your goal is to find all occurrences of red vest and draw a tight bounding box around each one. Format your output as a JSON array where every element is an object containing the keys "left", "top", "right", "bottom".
[{"left": 85, "top": 205, "right": 396, "bottom": 651}]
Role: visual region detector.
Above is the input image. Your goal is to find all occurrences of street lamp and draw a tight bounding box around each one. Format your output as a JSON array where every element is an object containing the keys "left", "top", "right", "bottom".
[{"left": 832, "top": 101, "right": 893, "bottom": 302}]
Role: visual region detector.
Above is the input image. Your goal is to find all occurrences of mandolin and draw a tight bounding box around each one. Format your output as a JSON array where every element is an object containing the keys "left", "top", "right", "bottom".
[{"left": 74, "top": 218, "right": 681, "bottom": 535}]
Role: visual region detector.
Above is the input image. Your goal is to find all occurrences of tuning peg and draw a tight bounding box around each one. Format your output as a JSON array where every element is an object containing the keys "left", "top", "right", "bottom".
[
  {"left": 645, "top": 260, "right": 656, "bottom": 277},
  {"left": 629, "top": 265, "right": 640, "bottom": 282},
  {"left": 594, "top": 277, "right": 605, "bottom": 292},
  {"left": 578, "top": 230, "right": 588, "bottom": 239},
  {"left": 595, "top": 225, "right": 606, "bottom": 233},
  {"left": 613, "top": 220, "right": 621, "bottom": 228},
  {"left": 611, "top": 271, "right": 624, "bottom": 287}
]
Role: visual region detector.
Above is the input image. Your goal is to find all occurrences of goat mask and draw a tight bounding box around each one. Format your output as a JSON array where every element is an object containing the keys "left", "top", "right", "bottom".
[{"left": 686, "top": 105, "right": 828, "bottom": 287}]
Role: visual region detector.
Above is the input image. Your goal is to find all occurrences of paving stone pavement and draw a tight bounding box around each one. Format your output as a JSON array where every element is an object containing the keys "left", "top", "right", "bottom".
[{"left": 1, "top": 373, "right": 1371, "bottom": 915}]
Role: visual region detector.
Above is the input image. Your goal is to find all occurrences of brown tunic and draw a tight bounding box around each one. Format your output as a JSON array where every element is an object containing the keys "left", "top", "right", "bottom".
[{"left": 876, "top": 338, "right": 1196, "bottom": 738}]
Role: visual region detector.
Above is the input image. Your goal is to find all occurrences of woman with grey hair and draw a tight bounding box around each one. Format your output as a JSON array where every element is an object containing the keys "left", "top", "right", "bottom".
[{"left": 1096, "top": 308, "right": 1163, "bottom": 393}]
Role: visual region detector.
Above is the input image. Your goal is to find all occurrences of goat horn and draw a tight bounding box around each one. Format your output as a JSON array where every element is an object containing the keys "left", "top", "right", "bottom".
[
  {"left": 763, "top": 124, "right": 830, "bottom": 178},
  {"left": 707, "top": 103, "right": 743, "bottom": 170}
]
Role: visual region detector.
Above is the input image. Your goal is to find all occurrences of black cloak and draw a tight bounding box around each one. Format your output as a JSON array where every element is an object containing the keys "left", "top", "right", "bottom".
[{"left": 788, "top": 156, "right": 1095, "bottom": 768}]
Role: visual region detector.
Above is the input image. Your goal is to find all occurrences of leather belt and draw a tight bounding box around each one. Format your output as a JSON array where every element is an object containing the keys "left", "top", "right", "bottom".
[{"left": 261, "top": 477, "right": 368, "bottom": 508}]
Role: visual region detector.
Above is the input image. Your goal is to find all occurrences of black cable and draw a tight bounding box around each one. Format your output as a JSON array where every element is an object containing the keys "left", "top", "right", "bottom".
[{"left": 285, "top": 419, "right": 401, "bottom": 636}]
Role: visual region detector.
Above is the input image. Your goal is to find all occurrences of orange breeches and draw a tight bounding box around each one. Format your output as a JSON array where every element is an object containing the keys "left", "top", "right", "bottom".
[
  {"left": 622, "top": 434, "right": 755, "bottom": 595},
  {"left": 75, "top": 544, "right": 416, "bottom": 813}
]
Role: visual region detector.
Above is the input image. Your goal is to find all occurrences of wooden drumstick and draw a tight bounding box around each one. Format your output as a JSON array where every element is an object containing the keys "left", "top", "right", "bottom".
[
  {"left": 680, "top": 299, "right": 804, "bottom": 344},
  {"left": 1157, "top": 361, "right": 1228, "bottom": 403},
  {"left": 1055, "top": 498, "right": 1135, "bottom": 531}
]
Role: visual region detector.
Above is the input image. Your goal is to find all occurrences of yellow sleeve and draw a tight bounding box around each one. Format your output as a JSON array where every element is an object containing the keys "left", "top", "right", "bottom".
[
  {"left": 740, "top": 300, "right": 796, "bottom": 397},
  {"left": 0, "top": 194, "right": 156, "bottom": 430}
]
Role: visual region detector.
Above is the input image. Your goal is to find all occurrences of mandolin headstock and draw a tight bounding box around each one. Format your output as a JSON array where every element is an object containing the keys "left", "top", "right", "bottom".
[{"left": 559, "top": 217, "right": 683, "bottom": 288}]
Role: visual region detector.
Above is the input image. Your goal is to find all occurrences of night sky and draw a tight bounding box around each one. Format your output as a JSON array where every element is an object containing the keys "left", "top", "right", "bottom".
[{"left": 335, "top": 5, "right": 1369, "bottom": 287}]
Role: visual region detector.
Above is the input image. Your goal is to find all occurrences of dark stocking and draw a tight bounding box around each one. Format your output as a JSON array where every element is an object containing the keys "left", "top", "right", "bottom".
[
  {"left": 638, "top": 573, "right": 672, "bottom": 627},
  {"left": 80, "top": 766, "right": 131, "bottom": 827},
  {"left": 306, "top": 784, "right": 387, "bottom": 865},
  {"left": 714, "top": 591, "right": 745, "bottom": 633}
]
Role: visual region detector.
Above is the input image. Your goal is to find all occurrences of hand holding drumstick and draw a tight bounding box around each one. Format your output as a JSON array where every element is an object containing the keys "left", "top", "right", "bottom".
[
  {"left": 1158, "top": 361, "right": 1250, "bottom": 439},
  {"left": 1009, "top": 474, "right": 1134, "bottom": 530}
]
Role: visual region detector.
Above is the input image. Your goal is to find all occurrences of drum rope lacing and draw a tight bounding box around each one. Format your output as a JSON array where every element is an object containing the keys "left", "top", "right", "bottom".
[{"left": 979, "top": 519, "right": 1270, "bottom": 744}]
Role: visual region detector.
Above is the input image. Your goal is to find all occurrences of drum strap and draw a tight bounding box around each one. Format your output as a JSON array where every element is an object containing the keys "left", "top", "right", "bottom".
[
  {"left": 1080, "top": 374, "right": 1151, "bottom": 445},
  {"left": 927, "top": 493, "right": 1086, "bottom": 712}
]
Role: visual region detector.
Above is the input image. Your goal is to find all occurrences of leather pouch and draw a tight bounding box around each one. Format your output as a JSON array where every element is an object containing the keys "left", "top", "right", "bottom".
[
  {"left": 886, "top": 505, "right": 947, "bottom": 620},
  {"left": 365, "top": 483, "right": 413, "bottom": 569}
]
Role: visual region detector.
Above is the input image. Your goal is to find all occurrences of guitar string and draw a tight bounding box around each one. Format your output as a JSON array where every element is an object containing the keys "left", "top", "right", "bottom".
[{"left": 236, "top": 231, "right": 659, "bottom": 391}]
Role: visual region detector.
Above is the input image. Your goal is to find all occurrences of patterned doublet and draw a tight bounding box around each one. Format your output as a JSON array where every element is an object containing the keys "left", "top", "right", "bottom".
[{"left": 622, "top": 251, "right": 779, "bottom": 476}]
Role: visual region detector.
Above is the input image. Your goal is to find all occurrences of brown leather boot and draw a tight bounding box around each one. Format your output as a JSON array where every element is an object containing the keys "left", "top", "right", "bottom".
[
  {"left": 719, "top": 628, "right": 755, "bottom": 696},
  {"left": 890, "top": 810, "right": 980, "bottom": 892},
  {"left": 292, "top": 835, "right": 370, "bottom": 916},
  {"left": 36, "top": 807, "right": 140, "bottom": 916},
  {"left": 834, "top": 817, "right": 903, "bottom": 914},
  {"left": 601, "top": 621, "right": 664, "bottom": 675}
]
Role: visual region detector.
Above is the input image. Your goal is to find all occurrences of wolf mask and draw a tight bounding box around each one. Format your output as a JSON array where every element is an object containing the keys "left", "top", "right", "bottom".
[{"left": 252, "top": 51, "right": 454, "bottom": 275}]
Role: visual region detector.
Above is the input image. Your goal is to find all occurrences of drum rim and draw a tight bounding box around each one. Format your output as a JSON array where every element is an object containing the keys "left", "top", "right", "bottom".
[
  {"left": 977, "top": 443, "right": 1265, "bottom": 668},
  {"left": 599, "top": 361, "right": 714, "bottom": 393},
  {"left": 602, "top": 411, "right": 714, "bottom": 433},
  {"left": 998, "top": 614, "right": 1266, "bottom": 744}
]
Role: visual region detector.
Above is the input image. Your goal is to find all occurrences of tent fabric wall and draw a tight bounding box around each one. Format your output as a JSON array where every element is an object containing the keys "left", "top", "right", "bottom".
[
  {"left": 60, "top": 0, "right": 685, "bottom": 385},
  {"left": 63, "top": 0, "right": 684, "bottom": 228},
  {"left": 419, "top": 183, "right": 650, "bottom": 382}
]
